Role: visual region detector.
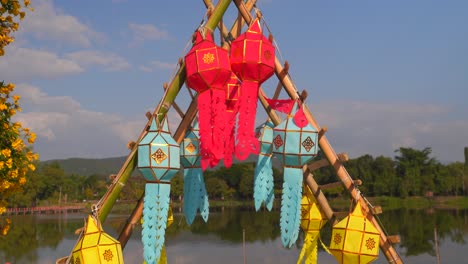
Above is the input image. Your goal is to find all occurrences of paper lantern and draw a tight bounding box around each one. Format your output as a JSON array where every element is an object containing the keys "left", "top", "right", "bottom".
[
  {"left": 223, "top": 73, "right": 241, "bottom": 168},
  {"left": 329, "top": 201, "right": 381, "bottom": 264},
  {"left": 185, "top": 29, "right": 232, "bottom": 170},
  {"left": 137, "top": 117, "right": 180, "bottom": 264},
  {"left": 180, "top": 119, "right": 209, "bottom": 225},
  {"left": 297, "top": 185, "right": 327, "bottom": 264},
  {"left": 71, "top": 215, "right": 124, "bottom": 264},
  {"left": 230, "top": 18, "right": 275, "bottom": 160},
  {"left": 253, "top": 121, "right": 275, "bottom": 211},
  {"left": 271, "top": 99, "right": 319, "bottom": 248}
]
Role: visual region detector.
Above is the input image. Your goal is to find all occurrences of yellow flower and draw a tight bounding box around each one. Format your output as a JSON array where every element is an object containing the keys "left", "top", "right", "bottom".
[
  {"left": 0, "top": 161, "right": 4, "bottom": 169},
  {"left": 12, "top": 95, "right": 20, "bottom": 103},
  {"left": 27, "top": 163, "right": 35, "bottom": 171},
  {"left": 24, "top": 0, "right": 31, "bottom": 7},
  {"left": 9, "top": 108, "right": 16, "bottom": 115},
  {"left": 9, "top": 169, "right": 18, "bottom": 179},
  {"left": 1, "top": 149, "right": 11, "bottom": 157},
  {"left": 0, "top": 104, "right": 6, "bottom": 111},
  {"left": 2, "top": 180, "right": 10, "bottom": 190},
  {"left": 19, "top": 177, "right": 26, "bottom": 185},
  {"left": 0, "top": 207, "right": 5, "bottom": 215},
  {"left": 28, "top": 132, "right": 36, "bottom": 144},
  {"left": 11, "top": 138, "right": 23, "bottom": 150},
  {"left": 5, "top": 158, "right": 12, "bottom": 169}
]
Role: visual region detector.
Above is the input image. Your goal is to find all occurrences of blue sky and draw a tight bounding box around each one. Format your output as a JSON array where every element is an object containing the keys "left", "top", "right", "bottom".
[{"left": 2, "top": 0, "right": 467, "bottom": 162}]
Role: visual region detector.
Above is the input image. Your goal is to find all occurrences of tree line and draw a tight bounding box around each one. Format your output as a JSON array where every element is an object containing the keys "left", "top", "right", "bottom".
[{"left": 5, "top": 146, "right": 467, "bottom": 207}]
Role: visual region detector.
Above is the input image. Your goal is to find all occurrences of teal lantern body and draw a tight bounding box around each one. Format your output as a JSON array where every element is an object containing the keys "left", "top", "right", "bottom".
[
  {"left": 272, "top": 116, "right": 318, "bottom": 167},
  {"left": 253, "top": 121, "right": 275, "bottom": 211},
  {"left": 137, "top": 117, "right": 180, "bottom": 264},
  {"left": 180, "top": 119, "right": 209, "bottom": 225},
  {"left": 272, "top": 103, "right": 319, "bottom": 249},
  {"left": 138, "top": 118, "right": 180, "bottom": 182}
]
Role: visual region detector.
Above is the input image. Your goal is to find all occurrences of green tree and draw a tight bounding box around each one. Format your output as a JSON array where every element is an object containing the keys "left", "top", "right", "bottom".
[
  {"left": 205, "top": 177, "right": 228, "bottom": 199},
  {"left": 1, "top": 0, "right": 36, "bottom": 215},
  {"left": 372, "top": 156, "right": 398, "bottom": 196},
  {"left": 395, "top": 147, "right": 437, "bottom": 197}
]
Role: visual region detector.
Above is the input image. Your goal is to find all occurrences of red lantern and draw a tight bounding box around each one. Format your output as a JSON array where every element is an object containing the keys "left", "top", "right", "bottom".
[
  {"left": 185, "top": 30, "right": 232, "bottom": 170},
  {"left": 230, "top": 18, "right": 275, "bottom": 160},
  {"left": 224, "top": 73, "right": 241, "bottom": 168}
]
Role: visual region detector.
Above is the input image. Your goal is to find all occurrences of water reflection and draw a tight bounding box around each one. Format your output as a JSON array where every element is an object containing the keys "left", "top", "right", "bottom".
[{"left": 0, "top": 208, "right": 467, "bottom": 263}]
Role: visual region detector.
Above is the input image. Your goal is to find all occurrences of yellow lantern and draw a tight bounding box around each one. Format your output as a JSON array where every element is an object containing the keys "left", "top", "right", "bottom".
[
  {"left": 329, "top": 201, "right": 380, "bottom": 264},
  {"left": 297, "top": 185, "right": 327, "bottom": 264},
  {"left": 71, "top": 215, "right": 124, "bottom": 264}
]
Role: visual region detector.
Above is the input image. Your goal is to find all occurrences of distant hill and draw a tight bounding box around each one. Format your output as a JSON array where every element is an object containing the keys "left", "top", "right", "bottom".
[
  {"left": 41, "top": 153, "right": 282, "bottom": 177},
  {"left": 41, "top": 156, "right": 127, "bottom": 176}
]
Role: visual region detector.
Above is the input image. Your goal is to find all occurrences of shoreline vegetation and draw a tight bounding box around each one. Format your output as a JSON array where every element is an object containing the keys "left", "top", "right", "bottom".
[{"left": 84, "top": 195, "right": 468, "bottom": 215}]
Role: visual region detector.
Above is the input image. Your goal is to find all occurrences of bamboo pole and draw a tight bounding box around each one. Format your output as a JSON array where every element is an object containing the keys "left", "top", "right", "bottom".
[
  {"left": 233, "top": 1, "right": 403, "bottom": 263},
  {"left": 95, "top": 0, "right": 232, "bottom": 225},
  {"left": 117, "top": 0, "right": 259, "bottom": 247}
]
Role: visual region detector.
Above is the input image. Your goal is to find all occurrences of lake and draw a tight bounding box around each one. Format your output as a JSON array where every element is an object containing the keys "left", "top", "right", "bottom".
[{"left": 0, "top": 207, "right": 467, "bottom": 263}]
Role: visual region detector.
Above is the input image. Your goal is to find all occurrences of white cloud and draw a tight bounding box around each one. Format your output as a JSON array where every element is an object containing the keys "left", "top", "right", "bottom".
[
  {"left": 65, "top": 50, "right": 131, "bottom": 71},
  {"left": 139, "top": 60, "right": 174, "bottom": 72},
  {"left": 128, "top": 23, "right": 171, "bottom": 45},
  {"left": 20, "top": 0, "right": 103, "bottom": 47},
  {"left": 0, "top": 46, "right": 83, "bottom": 80},
  {"left": 13, "top": 84, "right": 182, "bottom": 161},
  {"left": 311, "top": 100, "right": 467, "bottom": 162},
  {"left": 13, "top": 84, "right": 143, "bottom": 160}
]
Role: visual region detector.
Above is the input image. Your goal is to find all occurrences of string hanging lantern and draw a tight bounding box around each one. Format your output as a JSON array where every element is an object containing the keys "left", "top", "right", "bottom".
[
  {"left": 185, "top": 29, "right": 232, "bottom": 170},
  {"left": 270, "top": 99, "right": 319, "bottom": 248},
  {"left": 296, "top": 184, "right": 327, "bottom": 264},
  {"left": 180, "top": 119, "right": 209, "bottom": 225},
  {"left": 71, "top": 215, "right": 124, "bottom": 264},
  {"left": 223, "top": 73, "right": 241, "bottom": 168},
  {"left": 253, "top": 120, "right": 275, "bottom": 211},
  {"left": 230, "top": 18, "right": 275, "bottom": 160},
  {"left": 329, "top": 200, "right": 381, "bottom": 264},
  {"left": 137, "top": 117, "right": 180, "bottom": 264}
]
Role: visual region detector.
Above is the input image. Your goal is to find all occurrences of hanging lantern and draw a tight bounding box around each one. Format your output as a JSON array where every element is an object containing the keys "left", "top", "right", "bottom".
[
  {"left": 137, "top": 117, "right": 180, "bottom": 264},
  {"left": 329, "top": 201, "right": 381, "bottom": 264},
  {"left": 297, "top": 184, "right": 327, "bottom": 264},
  {"left": 253, "top": 120, "right": 275, "bottom": 211},
  {"left": 230, "top": 18, "right": 275, "bottom": 160},
  {"left": 271, "top": 99, "right": 319, "bottom": 248},
  {"left": 185, "top": 29, "right": 232, "bottom": 170},
  {"left": 180, "top": 119, "right": 209, "bottom": 225},
  {"left": 71, "top": 215, "right": 124, "bottom": 264},
  {"left": 224, "top": 73, "right": 241, "bottom": 168}
]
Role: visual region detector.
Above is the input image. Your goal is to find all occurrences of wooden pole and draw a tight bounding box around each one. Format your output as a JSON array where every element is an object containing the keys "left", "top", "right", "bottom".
[
  {"left": 117, "top": 0, "right": 259, "bottom": 247},
  {"left": 233, "top": 1, "right": 403, "bottom": 263}
]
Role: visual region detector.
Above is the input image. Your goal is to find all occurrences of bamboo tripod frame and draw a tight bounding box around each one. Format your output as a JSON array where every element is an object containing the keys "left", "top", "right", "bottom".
[{"left": 88, "top": 1, "right": 404, "bottom": 263}]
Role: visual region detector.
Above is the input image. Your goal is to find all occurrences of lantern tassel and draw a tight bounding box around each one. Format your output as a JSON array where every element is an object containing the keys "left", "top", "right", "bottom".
[
  {"left": 254, "top": 153, "right": 275, "bottom": 211},
  {"left": 280, "top": 167, "right": 303, "bottom": 248},
  {"left": 198, "top": 91, "right": 214, "bottom": 170},
  {"left": 235, "top": 80, "right": 260, "bottom": 160},
  {"left": 211, "top": 89, "right": 226, "bottom": 164},
  {"left": 142, "top": 183, "right": 171, "bottom": 264},
  {"left": 183, "top": 167, "right": 209, "bottom": 225},
  {"left": 296, "top": 232, "right": 320, "bottom": 264}
]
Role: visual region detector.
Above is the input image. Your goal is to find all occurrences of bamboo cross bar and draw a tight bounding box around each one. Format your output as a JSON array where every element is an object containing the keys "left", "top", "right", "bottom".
[{"left": 233, "top": 1, "right": 403, "bottom": 263}]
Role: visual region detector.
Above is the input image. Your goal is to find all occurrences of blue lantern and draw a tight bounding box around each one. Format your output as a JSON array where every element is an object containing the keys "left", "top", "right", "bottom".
[
  {"left": 180, "top": 118, "right": 209, "bottom": 225},
  {"left": 272, "top": 101, "right": 318, "bottom": 248},
  {"left": 137, "top": 117, "right": 180, "bottom": 264},
  {"left": 253, "top": 120, "right": 275, "bottom": 211}
]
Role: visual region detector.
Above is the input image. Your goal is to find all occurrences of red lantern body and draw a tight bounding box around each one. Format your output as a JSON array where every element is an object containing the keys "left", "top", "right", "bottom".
[
  {"left": 230, "top": 19, "right": 275, "bottom": 160},
  {"left": 185, "top": 30, "right": 232, "bottom": 170}
]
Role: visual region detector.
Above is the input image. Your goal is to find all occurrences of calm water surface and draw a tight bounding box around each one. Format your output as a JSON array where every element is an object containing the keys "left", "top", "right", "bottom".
[{"left": 0, "top": 207, "right": 467, "bottom": 264}]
